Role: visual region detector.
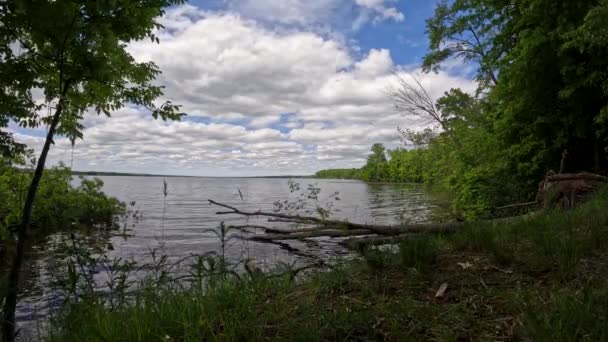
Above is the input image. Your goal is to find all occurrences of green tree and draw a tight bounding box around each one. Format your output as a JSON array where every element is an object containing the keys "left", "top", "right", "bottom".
[
  {"left": 418, "top": 0, "right": 608, "bottom": 215},
  {"left": 0, "top": 1, "right": 185, "bottom": 340},
  {"left": 423, "top": 0, "right": 514, "bottom": 91},
  {"left": 490, "top": 0, "right": 608, "bottom": 182},
  {"left": 362, "top": 143, "right": 389, "bottom": 182},
  {"left": 318, "top": 1, "right": 608, "bottom": 217}
]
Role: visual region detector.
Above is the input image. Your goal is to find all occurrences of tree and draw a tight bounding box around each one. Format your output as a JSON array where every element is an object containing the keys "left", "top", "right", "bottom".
[
  {"left": 0, "top": 1, "right": 185, "bottom": 340},
  {"left": 397, "top": 127, "right": 437, "bottom": 148},
  {"left": 418, "top": 0, "right": 608, "bottom": 211},
  {"left": 423, "top": 0, "right": 514, "bottom": 91},
  {"left": 362, "top": 143, "right": 389, "bottom": 181},
  {"left": 492, "top": 0, "right": 608, "bottom": 177}
]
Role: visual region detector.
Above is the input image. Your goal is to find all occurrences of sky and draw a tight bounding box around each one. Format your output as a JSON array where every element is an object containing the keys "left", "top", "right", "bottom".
[{"left": 12, "top": 0, "right": 475, "bottom": 176}]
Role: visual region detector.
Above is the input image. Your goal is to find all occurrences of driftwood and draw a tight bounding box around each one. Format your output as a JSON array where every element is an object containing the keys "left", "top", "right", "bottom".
[
  {"left": 209, "top": 199, "right": 464, "bottom": 249},
  {"left": 209, "top": 197, "right": 544, "bottom": 253},
  {"left": 227, "top": 224, "right": 322, "bottom": 235},
  {"left": 209, "top": 200, "right": 463, "bottom": 235},
  {"left": 250, "top": 229, "right": 374, "bottom": 242}
]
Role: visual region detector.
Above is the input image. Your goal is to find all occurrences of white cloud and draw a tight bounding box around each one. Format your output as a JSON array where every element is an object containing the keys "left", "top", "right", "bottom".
[
  {"left": 12, "top": 5, "right": 475, "bottom": 176},
  {"left": 223, "top": 0, "right": 342, "bottom": 26},
  {"left": 355, "top": 0, "right": 404, "bottom": 22},
  {"left": 223, "top": 0, "right": 404, "bottom": 30}
]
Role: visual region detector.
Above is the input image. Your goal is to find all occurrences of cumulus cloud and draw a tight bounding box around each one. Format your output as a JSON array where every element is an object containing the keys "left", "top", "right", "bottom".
[
  {"left": 223, "top": 0, "right": 342, "bottom": 26},
  {"left": 223, "top": 0, "right": 404, "bottom": 29},
  {"left": 355, "top": 0, "right": 404, "bottom": 22},
  {"left": 12, "top": 5, "right": 475, "bottom": 176}
]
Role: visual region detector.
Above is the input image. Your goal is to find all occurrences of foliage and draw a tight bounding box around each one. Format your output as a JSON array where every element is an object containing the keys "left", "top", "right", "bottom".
[
  {"left": 0, "top": 0, "right": 186, "bottom": 139},
  {"left": 1, "top": 1, "right": 186, "bottom": 337},
  {"left": 317, "top": 144, "right": 425, "bottom": 183},
  {"left": 0, "top": 162, "right": 125, "bottom": 251},
  {"left": 319, "top": 0, "right": 608, "bottom": 219}
]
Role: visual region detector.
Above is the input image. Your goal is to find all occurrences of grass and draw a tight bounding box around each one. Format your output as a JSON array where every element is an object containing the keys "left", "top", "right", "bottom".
[{"left": 47, "top": 187, "right": 608, "bottom": 341}]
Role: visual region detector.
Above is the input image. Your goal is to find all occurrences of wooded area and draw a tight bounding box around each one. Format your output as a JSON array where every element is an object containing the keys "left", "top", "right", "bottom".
[{"left": 317, "top": 0, "right": 608, "bottom": 220}]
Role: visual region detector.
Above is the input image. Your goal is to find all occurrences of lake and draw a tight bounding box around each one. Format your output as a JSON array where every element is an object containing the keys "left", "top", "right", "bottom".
[{"left": 16, "top": 176, "right": 439, "bottom": 337}]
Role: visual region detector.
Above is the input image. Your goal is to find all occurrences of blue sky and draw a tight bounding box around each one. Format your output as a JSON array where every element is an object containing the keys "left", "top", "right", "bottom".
[
  {"left": 354, "top": 1, "right": 436, "bottom": 65},
  {"left": 14, "top": 0, "right": 475, "bottom": 176},
  {"left": 190, "top": 0, "right": 437, "bottom": 65}
]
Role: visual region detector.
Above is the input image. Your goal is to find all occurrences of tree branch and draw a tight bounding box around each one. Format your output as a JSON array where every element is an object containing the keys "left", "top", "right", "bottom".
[
  {"left": 209, "top": 199, "right": 465, "bottom": 238},
  {"left": 249, "top": 229, "right": 374, "bottom": 242}
]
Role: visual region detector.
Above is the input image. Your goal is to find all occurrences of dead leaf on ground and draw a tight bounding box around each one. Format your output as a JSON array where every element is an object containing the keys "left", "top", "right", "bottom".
[
  {"left": 457, "top": 261, "right": 474, "bottom": 270},
  {"left": 435, "top": 283, "right": 449, "bottom": 298},
  {"left": 491, "top": 265, "right": 513, "bottom": 274}
]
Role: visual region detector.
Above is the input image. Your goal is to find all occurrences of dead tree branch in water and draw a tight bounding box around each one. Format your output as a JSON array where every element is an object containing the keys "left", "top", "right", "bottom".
[
  {"left": 208, "top": 199, "right": 544, "bottom": 252},
  {"left": 209, "top": 200, "right": 464, "bottom": 235},
  {"left": 209, "top": 199, "right": 464, "bottom": 248}
]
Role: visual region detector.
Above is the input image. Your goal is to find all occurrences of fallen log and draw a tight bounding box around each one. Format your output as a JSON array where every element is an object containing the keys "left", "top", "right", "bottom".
[
  {"left": 546, "top": 173, "right": 607, "bottom": 183},
  {"left": 245, "top": 223, "right": 465, "bottom": 245},
  {"left": 209, "top": 200, "right": 537, "bottom": 250},
  {"left": 227, "top": 224, "right": 322, "bottom": 235},
  {"left": 340, "top": 234, "right": 413, "bottom": 249},
  {"left": 249, "top": 229, "right": 374, "bottom": 242},
  {"left": 267, "top": 218, "right": 309, "bottom": 224},
  {"left": 209, "top": 199, "right": 464, "bottom": 237}
]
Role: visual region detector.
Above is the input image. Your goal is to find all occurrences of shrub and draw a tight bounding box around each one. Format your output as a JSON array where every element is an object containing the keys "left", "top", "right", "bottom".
[{"left": 0, "top": 162, "right": 125, "bottom": 257}]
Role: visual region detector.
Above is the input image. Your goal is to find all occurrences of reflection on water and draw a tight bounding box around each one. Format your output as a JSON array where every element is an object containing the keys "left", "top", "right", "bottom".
[{"left": 16, "top": 176, "right": 438, "bottom": 337}]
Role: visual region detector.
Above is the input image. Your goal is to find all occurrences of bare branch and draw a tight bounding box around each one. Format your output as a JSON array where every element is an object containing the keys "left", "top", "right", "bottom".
[
  {"left": 387, "top": 74, "right": 460, "bottom": 146},
  {"left": 209, "top": 199, "right": 324, "bottom": 224},
  {"left": 388, "top": 73, "right": 443, "bottom": 127}
]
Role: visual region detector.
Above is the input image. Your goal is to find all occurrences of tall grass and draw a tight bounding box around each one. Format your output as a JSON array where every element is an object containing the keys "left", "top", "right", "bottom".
[{"left": 46, "top": 186, "right": 608, "bottom": 341}]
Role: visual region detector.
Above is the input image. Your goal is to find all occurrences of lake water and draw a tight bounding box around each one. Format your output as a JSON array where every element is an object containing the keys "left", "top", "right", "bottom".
[{"left": 16, "top": 176, "right": 438, "bottom": 338}]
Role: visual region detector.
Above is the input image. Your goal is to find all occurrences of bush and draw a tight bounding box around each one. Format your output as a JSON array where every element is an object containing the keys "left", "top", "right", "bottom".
[{"left": 0, "top": 162, "right": 125, "bottom": 253}]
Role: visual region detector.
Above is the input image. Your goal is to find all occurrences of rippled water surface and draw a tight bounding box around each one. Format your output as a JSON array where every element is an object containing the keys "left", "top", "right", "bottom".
[{"left": 16, "top": 176, "right": 439, "bottom": 338}]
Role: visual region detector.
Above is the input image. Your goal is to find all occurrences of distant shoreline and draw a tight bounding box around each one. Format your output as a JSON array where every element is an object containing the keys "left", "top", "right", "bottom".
[{"left": 72, "top": 171, "right": 317, "bottom": 179}]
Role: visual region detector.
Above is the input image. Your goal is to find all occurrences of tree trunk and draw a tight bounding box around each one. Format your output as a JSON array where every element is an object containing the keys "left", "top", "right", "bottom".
[
  {"left": 594, "top": 139, "right": 600, "bottom": 173},
  {"left": 2, "top": 104, "right": 64, "bottom": 342}
]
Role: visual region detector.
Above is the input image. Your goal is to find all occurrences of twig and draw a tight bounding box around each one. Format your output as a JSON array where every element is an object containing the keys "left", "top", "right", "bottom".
[
  {"left": 209, "top": 199, "right": 324, "bottom": 224},
  {"left": 494, "top": 201, "right": 537, "bottom": 211}
]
